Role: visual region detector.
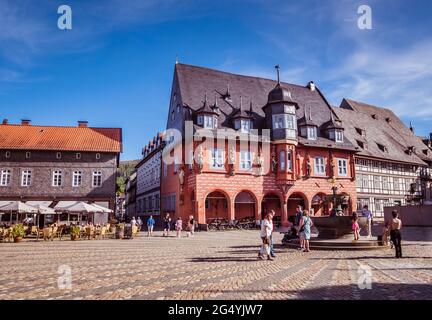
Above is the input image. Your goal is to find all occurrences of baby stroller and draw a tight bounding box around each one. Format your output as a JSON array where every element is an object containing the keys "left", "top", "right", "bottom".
[{"left": 282, "top": 226, "right": 299, "bottom": 245}]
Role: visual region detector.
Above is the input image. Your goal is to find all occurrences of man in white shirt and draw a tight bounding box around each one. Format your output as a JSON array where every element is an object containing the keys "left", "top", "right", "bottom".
[{"left": 258, "top": 213, "right": 274, "bottom": 261}]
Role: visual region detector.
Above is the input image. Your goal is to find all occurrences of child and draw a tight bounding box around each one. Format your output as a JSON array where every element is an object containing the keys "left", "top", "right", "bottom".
[
  {"left": 352, "top": 212, "right": 360, "bottom": 241},
  {"left": 175, "top": 217, "right": 183, "bottom": 238}
]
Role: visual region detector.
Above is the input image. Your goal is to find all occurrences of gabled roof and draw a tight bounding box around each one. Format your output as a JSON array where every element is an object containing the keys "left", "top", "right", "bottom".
[
  {"left": 335, "top": 98, "right": 432, "bottom": 165},
  {"left": 174, "top": 63, "right": 354, "bottom": 151},
  {"left": 0, "top": 123, "right": 122, "bottom": 153},
  {"left": 175, "top": 63, "right": 340, "bottom": 129}
]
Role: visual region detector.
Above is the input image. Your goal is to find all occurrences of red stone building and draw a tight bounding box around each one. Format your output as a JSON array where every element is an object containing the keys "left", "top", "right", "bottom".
[{"left": 161, "top": 64, "right": 357, "bottom": 227}]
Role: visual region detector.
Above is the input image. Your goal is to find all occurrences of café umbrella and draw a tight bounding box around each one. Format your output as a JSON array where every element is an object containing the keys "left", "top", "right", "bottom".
[
  {"left": 56, "top": 201, "right": 106, "bottom": 223},
  {"left": 0, "top": 201, "right": 38, "bottom": 223}
]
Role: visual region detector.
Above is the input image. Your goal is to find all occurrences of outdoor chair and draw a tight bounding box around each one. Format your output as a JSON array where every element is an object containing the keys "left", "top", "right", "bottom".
[
  {"left": 85, "top": 226, "right": 95, "bottom": 240},
  {"left": 43, "top": 227, "right": 53, "bottom": 241},
  {"left": 55, "top": 225, "right": 64, "bottom": 240}
]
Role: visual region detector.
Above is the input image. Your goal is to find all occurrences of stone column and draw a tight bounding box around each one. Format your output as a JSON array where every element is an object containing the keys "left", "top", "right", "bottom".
[{"left": 281, "top": 198, "right": 289, "bottom": 226}]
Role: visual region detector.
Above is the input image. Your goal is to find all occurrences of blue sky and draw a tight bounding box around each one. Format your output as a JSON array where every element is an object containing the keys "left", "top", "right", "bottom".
[{"left": 1, "top": 0, "right": 432, "bottom": 160}]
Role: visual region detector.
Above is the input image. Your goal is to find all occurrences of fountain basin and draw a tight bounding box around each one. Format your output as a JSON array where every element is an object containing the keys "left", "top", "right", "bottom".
[{"left": 311, "top": 216, "right": 368, "bottom": 239}]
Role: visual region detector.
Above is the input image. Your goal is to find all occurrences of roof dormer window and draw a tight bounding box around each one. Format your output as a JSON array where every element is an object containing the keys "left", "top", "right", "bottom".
[
  {"left": 329, "top": 130, "right": 344, "bottom": 142},
  {"left": 235, "top": 119, "right": 252, "bottom": 133},
  {"left": 307, "top": 127, "right": 317, "bottom": 140},
  {"left": 198, "top": 115, "right": 217, "bottom": 129},
  {"left": 335, "top": 130, "right": 344, "bottom": 142}
]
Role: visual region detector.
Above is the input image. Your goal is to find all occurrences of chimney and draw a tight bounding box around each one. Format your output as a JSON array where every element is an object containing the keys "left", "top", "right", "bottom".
[
  {"left": 21, "top": 119, "right": 31, "bottom": 126},
  {"left": 77, "top": 120, "right": 88, "bottom": 128},
  {"left": 2, "top": 119, "right": 8, "bottom": 125},
  {"left": 307, "top": 81, "right": 316, "bottom": 91}
]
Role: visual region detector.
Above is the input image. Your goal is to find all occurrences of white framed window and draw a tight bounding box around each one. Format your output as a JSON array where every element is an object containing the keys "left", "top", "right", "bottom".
[
  {"left": 204, "top": 116, "right": 215, "bottom": 129},
  {"left": 197, "top": 115, "right": 204, "bottom": 125},
  {"left": 335, "top": 130, "right": 344, "bottom": 142},
  {"left": 287, "top": 150, "right": 292, "bottom": 171},
  {"left": 92, "top": 171, "right": 102, "bottom": 187},
  {"left": 337, "top": 159, "right": 348, "bottom": 176},
  {"left": 56, "top": 152, "right": 61, "bottom": 159},
  {"left": 280, "top": 151, "right": 286, "bottom": 171},
  {"left": 0, "top": 169, "right": 11, "bottom": 186},
  {"left": 307, "top": 127, "right": 317, "bottom": 140},
  {"left": 76, "top": 153, "right": 81, "bottom": 160},
  {"left": 314, "top": 157, "right": 325, "bottom": 175},
  {"left": 272, "top": 114, "right": 296, "bottom": 129},
  {"left": 52, "top": 170, "right": 63, "bottom": 187},
  {"left": 176, "top": 104, "right": 180, "bottom": 113},
  {"left": 96, "top": 153, "right": 101, "bottom": 160},
  {"left": 235, "top": 119, "right": 251, "bottom": 133},
  {"left": 72, "top": 171, "right": 82, "bottom": 187},
  {"left": 21, "top": 170, "right": 32, "bottom": 187},
  {"left": 209, "top": 149, "right": 224, "bottom": 169},
  {"left": 5, "top": 151, "right": 11, "bottom": 158},
  {"left": 240, "top": 151, "right": 252, "bottom": 171},
  {"left": 25, "top": 151, "right": 31, "bottom": 159}
]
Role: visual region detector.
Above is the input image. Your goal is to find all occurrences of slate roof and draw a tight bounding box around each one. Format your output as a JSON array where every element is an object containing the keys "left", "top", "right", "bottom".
[
  {"left": 334, "top": 98, "right": 432, "bottom": 166},
  {"left": 175, "top": 63, "right": 356, "bottom": 151},
  {"left": 0, "top": 123, "right": 122, "bottom": 153}
]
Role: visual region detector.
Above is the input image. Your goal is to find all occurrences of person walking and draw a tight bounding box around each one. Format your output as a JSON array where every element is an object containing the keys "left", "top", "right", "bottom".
[
  {"left": 298, "top": 210, "right": 313, "bottom": 252},
  {"left": 175, "top": 217, "right": 183, "bottom": 238},
  {"left": 163, "top": 213, "right": 171, "bottom": 237},
  {"left": 352, "top": 211, "right": 360, "bottom": 241},
  {"left": 269, "top": 210, "right": 276, "bottom": 258},
  {"left": 131, "top": 216, "right": 137, "bottom": 227},
  {"left": 137, "top": 217, "right": 143, "bottom": 231},
  {"left": 147, "top": 215, "right": 155, "bottom": 237},
  {"left": 187, "top": 215, "right": 195, "bottom": 237},
  {"left": 258, "top": 213, "right": 274, "bottom": 261},
  {"left": 362, "top": 205, "right": 373, "bottom": 238},
  {"left": 389, "top": 210, "right": 402, "bottom": 258}
]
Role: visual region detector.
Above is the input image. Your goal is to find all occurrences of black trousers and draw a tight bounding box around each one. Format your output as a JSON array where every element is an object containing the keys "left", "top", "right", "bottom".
[{"left": 390, "top": 230, "right": 402, "bottom": 258}]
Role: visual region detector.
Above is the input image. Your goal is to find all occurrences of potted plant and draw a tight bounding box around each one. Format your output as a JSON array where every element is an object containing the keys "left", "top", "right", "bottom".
[
  {"left": 70, "top": 226, "right": 81, "bottom": 241},
  {"left": 11, "top": 224, "right": 25, "bottom": 243},
  {"left": 115, "top": 223, "right": 125, "bottom": 239}
]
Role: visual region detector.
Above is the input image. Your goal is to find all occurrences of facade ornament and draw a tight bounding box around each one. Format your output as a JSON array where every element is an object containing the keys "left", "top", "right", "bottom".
[
  {"left": 255, "top": 152, "right": 264, "bottom": 175},
  {"left": 196, "top": 146, "right": 204, "bottom": 173},
  {"left": 306, "top": 156, "right": 311, "bottom": 178},
  {"left": 229, "top": 145, "right": 236, "bottom": 176},
  {"left": 178, "top": 167, "right": 185, "bottom": 186}
]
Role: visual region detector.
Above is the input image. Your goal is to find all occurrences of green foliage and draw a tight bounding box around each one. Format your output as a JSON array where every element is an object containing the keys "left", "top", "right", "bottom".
[
  {"left": 11, "top": 224, "right": 25, "bottom": 238},
  {"left": 116, "top": 160, "right": 139, "bottom": 196}
]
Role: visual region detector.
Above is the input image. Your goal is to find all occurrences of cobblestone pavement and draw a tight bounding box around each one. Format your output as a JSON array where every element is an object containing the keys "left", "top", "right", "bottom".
[{"left": 0, "top": 227, "right": 431, "bottom": 300}]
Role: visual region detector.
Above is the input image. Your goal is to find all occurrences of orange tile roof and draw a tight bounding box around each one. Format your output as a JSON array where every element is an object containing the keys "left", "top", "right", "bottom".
[{"left": 0, "top": 124, "right": 122, "bottom": 153}]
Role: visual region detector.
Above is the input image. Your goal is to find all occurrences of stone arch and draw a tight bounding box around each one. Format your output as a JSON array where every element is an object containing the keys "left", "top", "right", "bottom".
[
  {"left": 261, "top": 192, "right": 283, "bottom": 220},
  {"left": 234, "top": 190, "right": 258, "bottom": 221},
  {"left": 204, "top": 190, "right": 231, "bottom": 222},
  {"left": 287, "top": 191, "right": 309, "bottom": 218}
]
